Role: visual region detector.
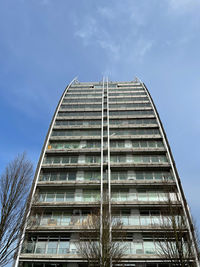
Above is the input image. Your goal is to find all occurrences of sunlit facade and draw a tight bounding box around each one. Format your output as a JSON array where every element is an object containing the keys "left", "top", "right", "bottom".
[{"left": 15, "top": 79, "right": 198, "bottom": 267}]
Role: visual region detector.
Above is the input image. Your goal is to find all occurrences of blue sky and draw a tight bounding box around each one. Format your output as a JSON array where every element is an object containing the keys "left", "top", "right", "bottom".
[{"left": 0, "top": 0, "right": 200, "bottom": 241}]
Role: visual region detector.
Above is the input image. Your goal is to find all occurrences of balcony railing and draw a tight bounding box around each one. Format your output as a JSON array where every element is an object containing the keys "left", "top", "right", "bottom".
[{"left": 30, "top": 215, "right": 176, "bottom": 228}]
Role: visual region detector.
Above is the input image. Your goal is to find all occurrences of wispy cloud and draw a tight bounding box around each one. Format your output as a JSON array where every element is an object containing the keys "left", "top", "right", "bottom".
[
  {"left": 73, "top": 2, "right": 154, "bottom": 66},
  {"left": 74, "top": 15, "right": 121, "bottom": 60},
  {"left": 137, "top": 39, "right": 154, "bottom": 58},
  {"left": 97, "top": 6, "right": 115, "bottom": 20},
  {"left": 168, "top": 0, "right": 200, "bottom": 13},
  {"left": 75, "top": 17, "right": 97, "bottom": 45}
]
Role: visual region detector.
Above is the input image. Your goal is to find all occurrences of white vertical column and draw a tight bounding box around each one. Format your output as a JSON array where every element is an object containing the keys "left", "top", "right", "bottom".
[
  {"left": 100, "top": 78, "right": 105, "bottom": 262},
  {"left": 106, "top": 77, "right": 112, "bottom": 267}
]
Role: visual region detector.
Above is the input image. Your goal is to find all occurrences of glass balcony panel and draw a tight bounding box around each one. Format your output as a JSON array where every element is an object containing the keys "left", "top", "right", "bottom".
[
  {"left": 51, "top": 213, "right": 61, "bottom": 225},
  {"left": 151, "top": 216, "right": 161, "bottom": 226},
  {"left": 118, "top": 141, "right": 125, "bottom": 148},
  {"left": 154, "top": 173, "right": 162, "bottom": 180},
  {"left": 47, "top": 242, "right": 57, "bottom": 254},
  {"left": 46, "top": 193, "right": 55, "bottom": 202},
  {"left": 157, "top": 141, "right": 164, "bottom": 147},
  {"left": 59, "top": 173, "right": 67, "bottom": 181},
  {"left": 148, "top": 192, "right": 159, "bottom": 201},
  {"left": 86, "top": 157, "right": 100, "bottom": 163},
  {"left": 148, "top": 141, "right": 155, "bottom": 147},
  {"left": 119, "top": 172, "right": 127, "bottom": 180},
  {"left": 39, "top": 193, "right": 46, "bottom": 202},
  {"left": 151, "top": 156, "right": 158, "bottom": 163},
  {"left": 133, "top": 156, "right": 141, "bottom": 163},
  {"left": 44, "top": 158, "right": 52, "bottom": 164},
  {"left": 123, "top": 242, "right": 131, "bottom": 254},
  {"left": 53, "top": 158, "right": 60, "bottom": 164},
  {"left": 41, "top": 213, "right": 52, "bottom": 225},
  {"left": 83, "top": 194, "right": 91, "bottom": 201},
  {"left": 50, "top": 174, "right": 57, "bottom": 181},
  {"left": 62, "top": 157, "right": 69, "bottom": 164},
  {"left": 132, "top": 142, "right": 140, "bottom": 148},
  {"left": 159, "top": 192, "right": 168, "bottom": 201},
  {"left": 143, "top": 156, "right": 150, "bottom": 163},
  {"left": 146, "top": 172, "right": 153, "bottom": 180},
  {"left": 56, "top": 144, "right": 63, "bottom": 149},
  {"left": 71, "top": 157, "right": 78, "bottom": 163},
  {"left": 170, "top": 192, "right": 177, "bottom": 201},
  {"left": 93, "top": 173, "right": 101, "bottom": 180},
  {"left": 71, "top": 215, "right": 81, "bottom": 225},
  {"left": 144, "top": 242, "right": 156, "bottom": 254},
  {"left": 140, "top": 216, "right": 151, "bottom": 226},
  {"left": 119, "top": 193, "right": 128, "bottom": 201},
  {"left": 133, "top": 242, "right": 144, "bottom": 254},
  {"left": 162, "top": 216, "right": 171, "bottom": 226},
  {"left": 111, "top": 173, "right": 118, "bottom": 180},
  {"left": 129, "top": 216, "right": 140, "bottom": 226},
  {"left": 72, "top": 143, "right": 80, "bottom": 149},
  {"left": 58, "top": 242, "right": 70, "bottom": 254},
  {"left": 56, "top": 193, "right": 65, "bottom": 202},
  {"left": 61, "top": 214, "right": 71, "bottom": 225},
  {"left": 40, "top": 217, "right": 48, "bottom": 225},
  {"left": 93, "top": 193, "right": 100, "bottom": 201},
  {"left": 141, "top": 141, "right": 147, "bottom": 147},
  {"left": 40, "top": 173, "right": 50, "bottom": 181},
  {"left": 111, "top": 193, "right": 118, "bottom": 200},
  {"left": 160, "top": 156, "right": 168, "bottom": 162},
  {"left": 22, "top": 241, "right": 35, "bottom": 253},
  {"left": 136, "top": 173, "right": 144, "bottom": 180},
  {"left": 35, "top": 242, "right": 46, "bottom": 254},
  {"left": 110, "top": 156, "right": 117, "bottom": 163},
  {"left": 121, "top": 216, "right": 129, "bottom": 225},
  {"left": 138, "top": 193, "right": 147, "bottom": 201},
  {"left": 128, "top": 193, "right": 137, "bottom": 201},
  {"left": 68, "top": 173, "right": 76, "bottom": 181},
  {"left": 65, "top": 193, "right": 74, "bottom": 201}
]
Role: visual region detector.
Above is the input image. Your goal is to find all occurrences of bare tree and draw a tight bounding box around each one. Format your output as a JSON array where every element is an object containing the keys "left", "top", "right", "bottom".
[
  {"left": 156, "top": 189, "right": 199, "bottom": 267},
  {"left": 0, "top": 153, "right": 33, "bottom": 267},
  {"left": 75, "top": 201, "right": 127, "bottom": 267}
]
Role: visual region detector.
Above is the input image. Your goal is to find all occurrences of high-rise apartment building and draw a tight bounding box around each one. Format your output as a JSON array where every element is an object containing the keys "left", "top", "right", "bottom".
[{"left": 15, "top": 79, "right": 198, "bottom": 267}]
